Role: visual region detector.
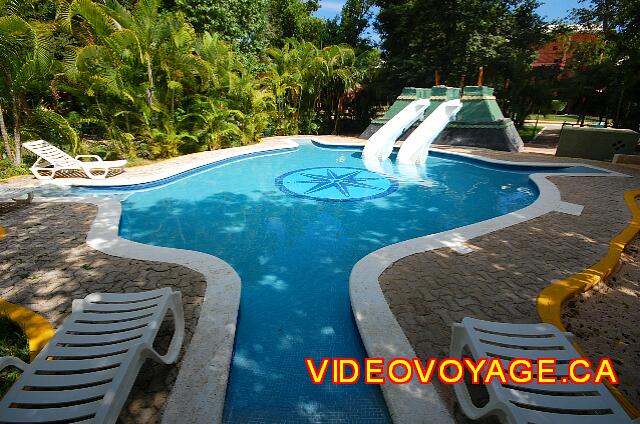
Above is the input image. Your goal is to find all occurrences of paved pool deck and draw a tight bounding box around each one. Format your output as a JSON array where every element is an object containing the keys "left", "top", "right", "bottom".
[
  {"left": 0, "top": 201, "right": 206, "bottom": 423},
  {"left": 1, "top": 135, "right": 639, "bottom": 422}
]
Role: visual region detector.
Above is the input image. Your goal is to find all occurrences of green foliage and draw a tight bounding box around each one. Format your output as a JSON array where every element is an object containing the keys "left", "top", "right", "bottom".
[
  {"left": 46, "top": 0, "right": 367, "bottom": 159},
  {"left": 61, "top": 0, "right": 219, "bottom": 157},
  {"left": 0, "top": 316, "right": 29, "bottom": 396},
  {"left": 8, "top": 0, "right": 637, "bottom": 163},
  {"left": 376, "top": 0, "right": 547, "bottom": 88},
  {"left": 263, "top": 39, "right": 366, "bottom": 135},
  {"left": 267, "top": 0, "right": 326, "bottom": 45},
  {"left": 0, "top": 159, "right": 30, "bottom": 179},
  {"left": 517, "top": 125, "right": 542, "bottom": 141},
  {"left": 322, "top": 0, "right": 375, "bottom": 49},
  {"left": 551, "top": 100, "right": 568, "bottom": 115},
  {"left": 0, "top": 0, "right": 77, "bottom": 164},
  {"left": 565, "top": 0, "right": 640, "bottom": 128},
  {"left": 171, "top": 0, "right": 269, "bottom": 56}
]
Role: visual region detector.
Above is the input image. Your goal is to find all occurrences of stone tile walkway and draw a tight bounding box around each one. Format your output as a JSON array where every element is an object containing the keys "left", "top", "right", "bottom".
[
  {"left": 0, "top": 202, "right": 206, "bottom": 423},
  {"left": 2, "top": 138, "right": 639, "bottom": 423},
  {"left": 379, "top": 168, "right": 640, "bottom": 421}
]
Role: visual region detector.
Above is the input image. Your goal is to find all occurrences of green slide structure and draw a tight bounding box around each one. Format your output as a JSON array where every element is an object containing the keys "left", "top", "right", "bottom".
[{"left": 361, "top": 86, "right": 523, "bottom": 152}]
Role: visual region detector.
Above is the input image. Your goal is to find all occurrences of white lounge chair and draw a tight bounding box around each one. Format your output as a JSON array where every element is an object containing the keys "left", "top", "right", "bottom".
[
  {"left": 23, "top": 140, "right": 127, "bottom": 180},
  {"left": 0, "top": 287, "right": 184, "bottom": 424},
  {"left": 451, "top": 317, "right": 635, "bottom": 424},
  {"left": 0, "top": 186, "right": 33, "bottom": 203}
]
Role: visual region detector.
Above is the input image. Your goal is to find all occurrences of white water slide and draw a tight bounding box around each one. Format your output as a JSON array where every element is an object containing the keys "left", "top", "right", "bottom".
[
  {"left": 396, "top": 99, "right": 462, "bottom": 165},
  {"left": 362, "top": 99, "right": 430, "bottom": 162}
]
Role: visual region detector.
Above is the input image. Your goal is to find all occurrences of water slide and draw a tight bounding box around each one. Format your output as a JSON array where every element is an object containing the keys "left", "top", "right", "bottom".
[
  {"left": 396, "top": 99, "right": 462, "bottom": 165},
  {"left": 362, "top": 99, "right": 430, "bottom": 162}
]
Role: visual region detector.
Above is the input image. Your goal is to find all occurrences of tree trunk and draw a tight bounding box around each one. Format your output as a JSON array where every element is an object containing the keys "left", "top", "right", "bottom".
[
  {"left": 145, "top": 56, "right": 154, "bottom": 109},
  {"left": 0, "top": 104, "right": 15, "bottom": 162},
  {"left": 333, "top": 95, "right": 341, "bottom": 135},
  {"left": 614, "top": 85, "right": 625, "bottom": 129},
  {"left": 10, "top": 90, "right": 21, "bottom": 164}
]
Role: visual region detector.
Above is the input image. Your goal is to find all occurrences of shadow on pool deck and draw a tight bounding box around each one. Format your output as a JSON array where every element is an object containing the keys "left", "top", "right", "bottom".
[
  {"left": 379, "top": 174, "right": 640, "bottom": 422},
  {"left": 1, "top": 152, "right": 639, "bottom": 423},
  {"left": 0, "top": 202, "right": 206, "bottom": 423}
]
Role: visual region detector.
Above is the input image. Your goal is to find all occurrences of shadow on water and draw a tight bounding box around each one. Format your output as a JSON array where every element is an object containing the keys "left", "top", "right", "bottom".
[{"left": 117, "top": 159, "right": 537, "bottom": 423}]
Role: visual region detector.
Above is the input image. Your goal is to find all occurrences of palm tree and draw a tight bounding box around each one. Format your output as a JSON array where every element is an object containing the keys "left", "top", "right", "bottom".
[
  {"left": 0, "top": 0, "right": 57, "bottom": 163},
  {"left": 321, "top": 44, "right": 357, "bottom": 134},
  {"left": 262, "top": 40, "right": 359, "bottom": 136},
  {"left": 62, "top": 0, "right": 210, "bottom": 157},
  {"left": 264, "top": 40, "right": 305, "bottom": 134}
]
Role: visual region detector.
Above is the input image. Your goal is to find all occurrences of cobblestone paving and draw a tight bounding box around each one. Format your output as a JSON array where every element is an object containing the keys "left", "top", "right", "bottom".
[
  {"left": 0, "top": 202, "right": 206, "bottom": 423},
  {"left": 3, "top": 140, "right": 640, "bottom": 423},
  {"left": 379, "top": 172, "right": 640, "bottom": 422}
]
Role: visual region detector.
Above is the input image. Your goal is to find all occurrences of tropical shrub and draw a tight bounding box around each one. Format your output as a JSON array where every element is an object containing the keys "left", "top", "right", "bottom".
[
  {"left": 0, "top": 0, "right": 78, "bottom": 164},
  {"left": 1, "top": 0, "right": 372, "bottom": 163}
]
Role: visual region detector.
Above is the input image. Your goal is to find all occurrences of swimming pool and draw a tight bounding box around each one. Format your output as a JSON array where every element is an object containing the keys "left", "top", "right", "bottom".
[{"left": 85, "top": 140, "right": 598, "bottom": 422}]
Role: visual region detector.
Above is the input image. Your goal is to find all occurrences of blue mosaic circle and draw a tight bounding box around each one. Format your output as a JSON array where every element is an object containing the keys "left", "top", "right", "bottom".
[{"left": 275, "top": 167, "right": 398, "bottom": 202}]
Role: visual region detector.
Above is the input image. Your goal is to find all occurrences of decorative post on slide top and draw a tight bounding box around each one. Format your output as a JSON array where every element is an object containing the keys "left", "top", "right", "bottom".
[
  {"left": 457, "top": 86, "right": 505, "bottom": 122},
  {"left": 430, "top": 86, "right": 461, "bottom": 101},
  {"left": 416, "top": 87, "right": 432, "bottom": 99},
  {"left": 397, "top": 87, "right": 417, "bottom": 100},
  {"left": 419, "top": 86, "right": 461, "bottom": 121},
  {"left": 397, "top": 87, "right": 431, "bottom": 100}
]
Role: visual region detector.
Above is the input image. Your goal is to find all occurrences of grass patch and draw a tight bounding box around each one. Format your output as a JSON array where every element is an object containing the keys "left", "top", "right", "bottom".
[
  {"left": 0, "top": 159, "right": 30, "bottom": 180},
  {"left": 518, "top": 125, "right": 543, "bottom": 140},
  {"left": 124, "top": 156, "right": 164, "bottom": 168},
  {"left": 0, "top": 316, "right": 29, "bottom": 396},
  {"left": 526, "top": 114, "right": 600, "bottom": 124}
]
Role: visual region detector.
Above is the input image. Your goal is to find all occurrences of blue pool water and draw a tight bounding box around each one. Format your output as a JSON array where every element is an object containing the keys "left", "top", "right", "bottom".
[{"left": 90, "top": 141, "right": 595, "bottom": 422}]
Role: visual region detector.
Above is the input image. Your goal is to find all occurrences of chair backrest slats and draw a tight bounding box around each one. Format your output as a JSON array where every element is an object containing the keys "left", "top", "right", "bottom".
[
  {"left": 23, "top": 140, "right": 79, "bottom": 167},
  {"left": 0, "top": 288, "right": 173, "bottom": 424}
]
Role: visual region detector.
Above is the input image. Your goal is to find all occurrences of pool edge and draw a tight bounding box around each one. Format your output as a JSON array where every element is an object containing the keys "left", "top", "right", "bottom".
[
  {"left": 28, "top": 139, "right": 631, "bottom": 424},
  {"left": 345, "top": 146, "right": 627, "bottom": 424}
]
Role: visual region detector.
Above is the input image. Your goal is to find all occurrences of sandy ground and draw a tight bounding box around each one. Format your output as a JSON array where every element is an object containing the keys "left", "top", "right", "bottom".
[{"left": 563, "top": 237, "right": 640, "bottom": 412}]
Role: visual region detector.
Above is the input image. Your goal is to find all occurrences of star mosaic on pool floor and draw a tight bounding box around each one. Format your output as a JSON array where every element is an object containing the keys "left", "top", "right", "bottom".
[{"left": 275, "top": 167, "right": 398, "bottom": 202}]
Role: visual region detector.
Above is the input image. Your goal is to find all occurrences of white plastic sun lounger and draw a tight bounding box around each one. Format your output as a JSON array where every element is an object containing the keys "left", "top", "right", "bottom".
[
  {"left": 0, "top": 187, "right": 33, "bottom": 203},
  {"left": 451, "top": 317, "right": 635, "bottom": 424},
  {"left": 23, "top": 140, "right": 127, "bottom": 180},
  {"left": 0, "top": 288, "right": 184, "bottom": 424}
]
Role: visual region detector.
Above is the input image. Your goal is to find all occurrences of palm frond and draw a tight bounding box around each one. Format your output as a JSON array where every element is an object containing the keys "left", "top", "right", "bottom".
[
  {"left": 28, "top": 107, "right": 80, "bottom": 154},
  {"left": 66, "top": 0, "right": 118, "bottom": 39}
]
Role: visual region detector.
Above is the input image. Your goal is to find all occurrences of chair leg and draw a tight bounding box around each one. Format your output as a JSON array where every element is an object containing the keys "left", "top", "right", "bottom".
[
  {"left": 14, "top": 192, "right": 33, "bottom": 204},
  {"left": 142, "top": 291, "right": 185, "bottom": 365},
  {"left": 84, "top": 167, "right": 109, "bottom": 179},
  {"left": 450, "top": 324, "right": 500, "bottom": 421},
  {"left": 30, "top": 158, "right": 56, "bottom": 180}
]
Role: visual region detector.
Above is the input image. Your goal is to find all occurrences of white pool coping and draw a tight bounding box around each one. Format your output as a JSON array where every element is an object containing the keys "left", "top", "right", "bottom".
[
  {"left": 39, "top": 139, "right": 301, "bottom": 188},
  {"left": 30, "top": 140, "right": 302, "bottom": 423},
  {"left": 29, "top": 139, "right": 630, "bottom": 424},
  {"left": 341, "top": 148, "right": 628, "bottom": 424}
]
